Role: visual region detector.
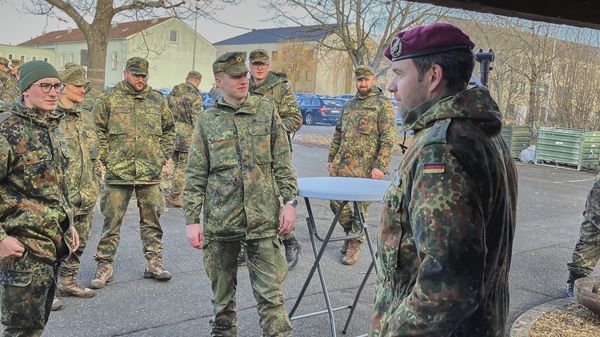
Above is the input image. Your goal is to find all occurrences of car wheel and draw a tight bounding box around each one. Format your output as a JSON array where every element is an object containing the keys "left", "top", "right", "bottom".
[{"left": 304, "top": 112, "right": 314, "bottom": 125}]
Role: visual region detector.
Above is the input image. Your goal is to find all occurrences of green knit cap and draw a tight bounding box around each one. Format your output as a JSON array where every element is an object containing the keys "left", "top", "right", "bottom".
[{"left": 19, "top": 61, "right": 60, "bottom": 93}]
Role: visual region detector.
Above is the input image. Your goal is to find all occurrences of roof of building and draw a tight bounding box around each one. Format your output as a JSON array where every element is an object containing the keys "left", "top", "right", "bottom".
[
  {"left": 214, "top": 24, "right": 338, "bottom": 45},
  {"left": 20, "top": 17, "right": 172, "bottom": 46}
]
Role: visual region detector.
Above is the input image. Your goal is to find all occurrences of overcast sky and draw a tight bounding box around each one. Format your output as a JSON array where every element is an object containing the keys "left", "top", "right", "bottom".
[{"left": 0, "top": 0, "right": 286, "bottom": 46}]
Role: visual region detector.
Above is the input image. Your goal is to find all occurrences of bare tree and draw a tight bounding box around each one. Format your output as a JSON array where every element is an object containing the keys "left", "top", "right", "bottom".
[
  {"left": 264, "top": 0, "right": 444, "bottom": 75},
  {"left": 24, "top": 0, "right": 234, "bottom": 89}
]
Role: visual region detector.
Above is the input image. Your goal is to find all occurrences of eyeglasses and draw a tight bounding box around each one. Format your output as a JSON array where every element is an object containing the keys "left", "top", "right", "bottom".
[{"left": 33, "top": 82, "right": 64, "bottom": 94}]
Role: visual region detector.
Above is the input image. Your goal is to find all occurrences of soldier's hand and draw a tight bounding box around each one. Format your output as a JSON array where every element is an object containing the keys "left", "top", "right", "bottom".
[
  {"left": 0, "top": 236, "right": 25, "bottom": 258},
  {"left": 371, "top": 168, "right": 385, "bottom": 180},
  {"left": 186, "top": 223, "right": 204, "bottom": 249},
  {"left": 326, "top": 162, "right": 332, "bottom": 173},
  {"left": 70, "top": 226, "right": 80, "bottom": 251},
  {"left": 278, "top": 204, "right": 296, "bottom": 236}
]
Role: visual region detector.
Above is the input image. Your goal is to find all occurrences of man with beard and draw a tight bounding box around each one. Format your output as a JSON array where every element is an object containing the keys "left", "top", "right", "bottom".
[{"left": 327, "top": 65, "right": 396, "bottom": 265}]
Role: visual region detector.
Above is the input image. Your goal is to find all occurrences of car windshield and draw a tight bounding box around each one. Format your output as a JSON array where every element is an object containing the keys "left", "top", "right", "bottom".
[{"left": 323, "top": 99, "right": 342, "bottom": 107}]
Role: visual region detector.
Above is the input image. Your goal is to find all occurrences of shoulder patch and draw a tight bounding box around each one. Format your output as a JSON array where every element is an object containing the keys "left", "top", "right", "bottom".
[{"left": 423, "top": 118, "right": 451, "bottom": 145}]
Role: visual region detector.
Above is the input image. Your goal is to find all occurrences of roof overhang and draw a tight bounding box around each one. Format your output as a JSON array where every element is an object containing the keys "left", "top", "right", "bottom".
[{"left": 409, "top": 0, "right": 600, "bottom": 30}]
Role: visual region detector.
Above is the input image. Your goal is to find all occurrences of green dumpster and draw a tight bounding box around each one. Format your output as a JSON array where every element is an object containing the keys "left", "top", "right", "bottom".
[
  {"left": 501, "top": 125, "right": 531, "bottom": 158},
  {"left": 534, "top": 128, "right": 600, "bottom": 170}
]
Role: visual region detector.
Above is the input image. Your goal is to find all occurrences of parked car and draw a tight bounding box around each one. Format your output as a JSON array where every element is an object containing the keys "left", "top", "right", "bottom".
[
  {"left": 335, "top": 94, "right": 354, "bottom": 105},
  {"left": 201, "top": 92, "right": 215, "bottom": 111},
  {"left": 390, "top": 99, "right": 403, "bottom": 125},
  {"left": 297, "top": 97, "right": 344, "bottom": 125},
  {"left": 157, "top": 87, "right": 171, "bottom": 96}
]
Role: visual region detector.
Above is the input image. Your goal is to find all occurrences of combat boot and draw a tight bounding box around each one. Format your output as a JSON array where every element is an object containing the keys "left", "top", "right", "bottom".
[
  {"left": 342, "top": 239, "right": 362, "bottom": 265},
  {"left": 51, "top": 292, "right": 63, "bottom": 311},
  {"left": 90, "top": 262, "right": 113, "bottom": 289},
  {"left": 58, "top": 274, "right": 96, "bottom": 298},
  {"left": 166, "top": 194, "right": 183, "bottom": 208},
  {"left": 282, "top": 237, "right": 301, "bottom": 270},
  {"left": 144, "top": 256, "right": 172, "bottom": 281},
  {"left": 565, "top": 272, "right": 585, "bottom": 298}
]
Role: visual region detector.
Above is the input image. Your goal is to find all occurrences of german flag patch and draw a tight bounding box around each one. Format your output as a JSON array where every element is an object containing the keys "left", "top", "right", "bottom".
[{"left": 423, "top": 163, "right": 445, "bottom": 174}]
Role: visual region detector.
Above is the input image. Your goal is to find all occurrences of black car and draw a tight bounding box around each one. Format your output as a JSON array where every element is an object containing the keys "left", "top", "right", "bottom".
[{"left": 297, "top": 96, "right": 344, "bottom": 125}]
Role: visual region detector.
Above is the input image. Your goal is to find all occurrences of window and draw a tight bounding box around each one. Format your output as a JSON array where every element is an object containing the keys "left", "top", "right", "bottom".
[
  {"left": 20, "top": 55, "right": 25, "bottom": 61},
  {"left": 169, "top": 30, "right": 178, "bottom": 43},
  {"left": 305, "top": 71, "right": 313, "bottom": 81},
  {"left": 8, "top": 54, "right": 12, "bottom": 60},
  {"left": 43, "top": 57, "right": 48, "bottom": 62},
  {"left": 60, "top": 54, "right": 65, "bottom": 67},
  {"left": 111, "top": 52, "right": 118, "bottom": 70},
  {"left": 272, "top": 51, "right": 278, "bottom": 62},
  {"left": 32, "top": 56, "right": 37, "bottom": 61},
  {"left": 69, "top": 54, "right": 74, "bottom": 63},
  {"left": 310, "top": 99, "right": 320, "bottom": 106},
  {"left": 80, "top": 49, "right": 89, "bottom": 67}
]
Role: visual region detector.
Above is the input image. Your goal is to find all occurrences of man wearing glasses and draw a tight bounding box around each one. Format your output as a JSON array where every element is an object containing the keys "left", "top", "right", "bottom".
[
  {"left": 0, "top": 60, "right": 80, "bottom": 336},
  {"left": 91, "top": 57, "right": 175, "bottom": 289}
]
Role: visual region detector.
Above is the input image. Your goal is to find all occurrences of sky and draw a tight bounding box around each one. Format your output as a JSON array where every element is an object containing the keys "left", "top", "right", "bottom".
[{"left": 0, "top": 0, "right": 287, "bottom": 46}]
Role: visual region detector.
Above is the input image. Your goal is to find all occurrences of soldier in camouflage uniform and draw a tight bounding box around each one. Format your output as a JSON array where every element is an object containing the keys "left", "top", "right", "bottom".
[
  {"left": 327, "top": 65, "right": 396, "bottom": 265},
  {"left": 63, "top": 62, "right": 102, "bottom": 113},
  {"left": 183, "top": 52, "right": 298, "bottom": 337},
  {"left": 0, "top": 60, "right": 79, "bottom": 336},
  {"left": 165, "top": 70, "right": 203, "bottom": 208},
  {"left": 90, "top": 57, "right": 175, "bottom": 289},
  {"left": 54, "top": 65, "right": 102, "bottom": 306},
  {"left": 565, "top": 174, "right": 600, "bottom": 297},
  {"left": 0, "top": 57, "right": 18, "bottom": 103},
  {"left": 246, "top": 49, "right": 303, "bottom": 269},
  {"left": 9, "top": 60, "right": 23, "bottom": 81},
  {"left": 369, "top": 23, "right": 518, "bottom": 337}
]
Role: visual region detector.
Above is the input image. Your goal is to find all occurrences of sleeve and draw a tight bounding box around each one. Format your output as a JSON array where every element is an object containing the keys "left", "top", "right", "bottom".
[
  {"left": 327, "top": 108, "right": 344, "bottom": 163},
  {"left": 278, "top": 83, "right": 302, "bottom": 133},
  {"left": 93, "top": 96, "right": 109, "bottom": 163},
  {"left": 386, "top": 144, "right": 485, "bottom": 335},
  {"left": 270, "top": 105, "right": 298, "bottom": 203},
  {"left": 182, "top": 119, "right": 209, "bottom": 224},
  {"left": 160, "top": 97, "right": 176, "bottom": 161},
  {"left": 374, "top": 99, "right": 397, "bottom": 173},
  {"left": 0, "top": 135, "right": 14, "bottom": 241},
  {"left": 190, "top": 91, "right": 203, "bottom": 123}
]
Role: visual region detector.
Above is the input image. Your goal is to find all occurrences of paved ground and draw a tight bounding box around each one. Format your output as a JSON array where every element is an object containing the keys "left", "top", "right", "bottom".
[{"left": 3, "top": 124, "right": 599, "bottom": 337}]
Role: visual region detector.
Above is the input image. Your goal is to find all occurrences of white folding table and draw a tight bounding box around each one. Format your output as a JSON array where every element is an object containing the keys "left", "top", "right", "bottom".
[{"left": 289, "top": 177, "right": 391, "bottom": 337}]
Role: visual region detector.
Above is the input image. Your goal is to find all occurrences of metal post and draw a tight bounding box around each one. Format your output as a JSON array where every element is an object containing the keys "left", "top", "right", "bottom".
[
  {"left": 192, "top": 5, "right": 198, "bottom": 71},
  {"left": 475, "top": 48, "right": 494, "bottom": 87}
]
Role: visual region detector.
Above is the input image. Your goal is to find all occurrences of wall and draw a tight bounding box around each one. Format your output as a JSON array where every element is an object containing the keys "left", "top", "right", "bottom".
[{"left": 0, "top": 44, "right": 55, "bottom": 65}]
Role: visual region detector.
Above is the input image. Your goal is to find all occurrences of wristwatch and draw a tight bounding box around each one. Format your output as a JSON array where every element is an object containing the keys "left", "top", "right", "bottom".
[{"left": 285, "top": 198, "right": 298, "bottom": 208}]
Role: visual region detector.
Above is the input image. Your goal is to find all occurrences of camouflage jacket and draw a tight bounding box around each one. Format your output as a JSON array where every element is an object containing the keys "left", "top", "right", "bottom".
[
  {"left": 81, "top": 87, "right": 103, "bottom": 114},
  {"left": 168, "top": 82, "right": 203, "bottom": 152},
  {"left": 58, "top": 102, "right": 101, "bottom": 215},
  {"left": 250, "top": 72, "right": 302, "bottom": 133},
  {"left": 0, "top": 103, "right": 75, "bottom": 265},
  {"left": 328, "top": 87, "right": 397, "bottom": 177},
  {"left": 183, "top": 95, "right": 298, "bottom": 241},
  {"left": 94, "top": 81, "right": 175, "bottom": 185},
  {"left": 0, "top": 71, "right": 18, "bottom": 102},
  {"left": 370, "top": 87, "right": 518, "bottom": 337}
]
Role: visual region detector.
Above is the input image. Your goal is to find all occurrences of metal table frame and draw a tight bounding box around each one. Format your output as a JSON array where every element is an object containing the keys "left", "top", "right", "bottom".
[{"left": 288, "top": 177, "right": 390, "bottom": 337}]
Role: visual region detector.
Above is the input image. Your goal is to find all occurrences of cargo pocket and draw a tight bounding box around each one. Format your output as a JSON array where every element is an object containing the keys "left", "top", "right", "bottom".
[{"left": 249, "top": 123, "right": 272, "bottom": 164}]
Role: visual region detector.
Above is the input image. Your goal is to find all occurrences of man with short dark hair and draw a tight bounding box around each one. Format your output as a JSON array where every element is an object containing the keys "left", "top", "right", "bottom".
[
  {"left": 369, "top": 23, "right": 517, "bottom": 337},
  {"left": 166, "top": 70, "right": 203, "bottom": 208},
  {"left": 0, "top": 60, "right": 79, "bottom": 336},
  {"left": 247, "top": 48, "right": 303, "bottom": 269},
  {"left": 184, "top": 51, "right": 297, "bottom": 336},
  {"left": 91, "top": 57, "right": 175, "bottom": 289}
]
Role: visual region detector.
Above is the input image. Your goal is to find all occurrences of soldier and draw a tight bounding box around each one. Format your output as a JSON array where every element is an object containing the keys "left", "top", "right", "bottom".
[
  {"left": 0, "top": 57, "right": 18, "bottom": 102},
  {"left": 183, "top": 52, "right": 298, "bottom": 336},
  {"left": 63, "top": 62, "right": 102, "bottom": 113},
  {"left": 165, "top": 70, "right": 203, "bottom": 208},
  {"left": 0, "top": 60, "right": 79, "bottom": 336},
  {"left": 565, "top": 176, "right": 600, "bottom": 297},
  {"left": 369, "top": 23, "right": 518, "bottom": 337},
  {"left": 326, "top": 65, "right": 396, "bottom": 265},
  {"left": 90, "top": 57, "right": 175, "bottom": 289},
  {"left": 246, "top": 48, "right": 303, "bottom": 269},
  {"left": 53, "top": 65, "right": 102, "bottom": 309},
  {"left": 10, "top": 59, "right": 23, "bottom": 81}
]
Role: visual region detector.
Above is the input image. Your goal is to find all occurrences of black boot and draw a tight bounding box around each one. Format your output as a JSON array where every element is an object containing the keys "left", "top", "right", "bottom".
[
  {"left": 565, "top": 272, "right": 585, "bottom": 298},
  {"left": 283, "top": 237, "right": 301, "bottom": 270}
]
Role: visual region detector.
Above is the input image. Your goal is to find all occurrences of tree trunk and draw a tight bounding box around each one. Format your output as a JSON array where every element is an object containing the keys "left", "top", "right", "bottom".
[{"left": 86, "top": 35, "right": 108, "bottom": 90}]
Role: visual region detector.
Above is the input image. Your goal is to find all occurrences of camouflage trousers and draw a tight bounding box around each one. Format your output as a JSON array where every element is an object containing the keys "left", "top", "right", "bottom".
[
  {"left": 95, "top": 184, "right": 165, "bottom": 263},
  {"left": 59, "top": 211, "right": 94, "bottom": 276},
  {"left": 0, "top": 253, "right": 61, "bottom": 337},
  {"left": 170, "top": 151, "right": 188, "bottom": 196},
  {"left": 203, "top": 237, "right": 292, "bottom": 337},
  {"left": 330, "top": 200, "right": 370, "bottom": 242},
  {"left": 568, "top": 173, "right": 600, "bottom": 277}
]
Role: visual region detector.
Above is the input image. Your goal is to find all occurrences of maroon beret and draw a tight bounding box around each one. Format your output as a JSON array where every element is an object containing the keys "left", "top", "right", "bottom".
[{"left": 385, "top": 23, "right": 474, "bottom": 62}]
